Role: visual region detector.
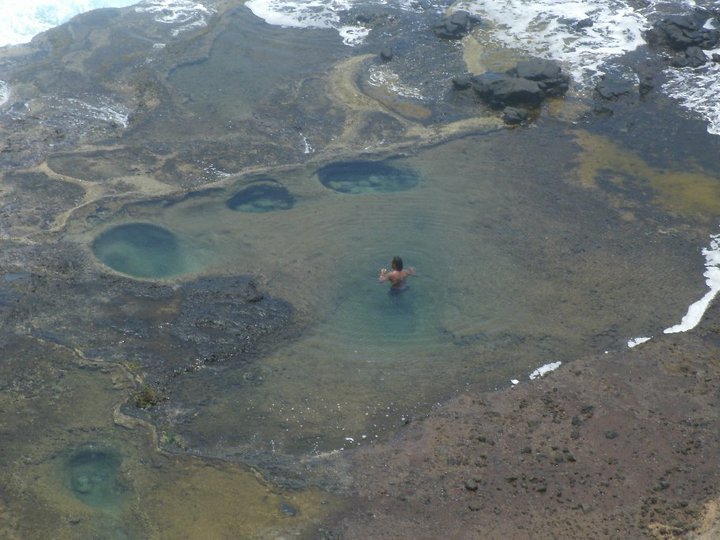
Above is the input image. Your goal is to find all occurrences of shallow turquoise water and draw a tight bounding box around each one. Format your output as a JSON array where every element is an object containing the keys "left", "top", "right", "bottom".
[
  {"left": 226, "top": 182, "right": 295, "bottom": 212},
  {"left": 75, "top": 137, "right": 707, "bottom": 458},
  {"left": 317, "top": 160, "right": 419, "bottom": 194},
  {"left": 92, "top": 223, "right": 186, "bottom": 278}
]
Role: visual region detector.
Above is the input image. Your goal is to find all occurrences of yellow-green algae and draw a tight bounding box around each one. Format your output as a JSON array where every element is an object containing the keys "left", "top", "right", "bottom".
[
  {"left": 574, "top": 130, "right": 720, "bottom": 219},
  {"left": 0, "top": 337, "right": 339, "bottom": 539}
]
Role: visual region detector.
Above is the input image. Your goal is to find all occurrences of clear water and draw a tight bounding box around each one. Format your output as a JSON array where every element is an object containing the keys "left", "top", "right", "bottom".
[
  {"left": 317, "top": 160, "right": 420, "bottom": 194},
  {"left": 91, "top": 222, "right": 187, "bottom": 278},
  {"left": 65, "top": 447, "right": 125, "bottom": 508},
  {"left": 73, "top": 131, "right": 706, "bottom": 460},
  {"left": 226, "top": 182, "right": 295, "bottom": 212}
]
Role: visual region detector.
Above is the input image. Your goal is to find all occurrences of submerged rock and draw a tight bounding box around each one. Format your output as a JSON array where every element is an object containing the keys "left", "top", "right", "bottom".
[
  {"left": 594, "top": 75, "right": 636, "bottom": 101},
  {"left": 7, "top": 246, "right": 296, "bottom": 388},
  {"left": 502, "top": 107, "right": 529, "bottom": 125}
]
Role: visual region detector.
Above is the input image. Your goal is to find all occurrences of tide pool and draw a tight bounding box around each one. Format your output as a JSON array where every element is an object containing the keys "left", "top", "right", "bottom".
[{"left": 62, "top": 127, "right": 707, "bottom": 463}]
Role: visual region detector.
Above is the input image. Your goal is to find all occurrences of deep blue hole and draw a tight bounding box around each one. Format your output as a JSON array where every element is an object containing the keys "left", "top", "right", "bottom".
[
  {"left": 317, "top": 160, "right": 419, "bottom": 194},
  {"left": 92, "top": 223, "right": 184, "bottom": 278},
  {"left": 226, "top": 182, "right": 295, "bottom": 212}
]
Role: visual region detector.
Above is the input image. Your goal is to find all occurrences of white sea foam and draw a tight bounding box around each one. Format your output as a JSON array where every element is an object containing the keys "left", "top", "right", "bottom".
[
  {"left": 245, "top": 0, "right": 443, "bottom": 46},
  {"left": 662, "top": 51, "right": 720, "bottom": 135},
  {"left": 301, "top": 134, "right": 314, "bottom": 154},
  {"left": 73, "top": 98, "right": 130, "bottom": 127},
  {"left": 664, "top": 233, "right": 720, "bottom": 334},
  {"left": 529, "top": 361, "right": 562, "bottom": 380},
  {"left": 0, "top": 0, "right": 139, "bottom": 47},
  {"left": 456, "top": 0, "right": 649, "bottom": 87},
  {"left": 135, "top": 0, "right": 215, "bottom": 36},
  {"left": 0, "top": 80, "right": 9, "bottom": 107},
  {"left": 367, "top": 65, "right": 425, "bottom": 100},
  {"left": 627, "top": 336, "right": 652, "bottom": 348},
  {"left": 338, "top": 25, "right": 370, "bottom": 47},
  {"left": 245, "top": 0, "right": 351, "bottom": 29},
  {"left": 43, "top": 96, "right": 130, "bottom": 130}
]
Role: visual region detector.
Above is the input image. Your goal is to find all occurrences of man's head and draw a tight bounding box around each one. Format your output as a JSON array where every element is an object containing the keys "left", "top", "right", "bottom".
[{"left": 391, "top": 256, "right": 403, "bottom": 271}]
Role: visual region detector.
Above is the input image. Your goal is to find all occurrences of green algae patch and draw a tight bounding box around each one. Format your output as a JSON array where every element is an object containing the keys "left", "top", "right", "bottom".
[
  {"left": 574, "top": 131, "right": 720, "bottom": 219},
  {"left": 0, "top": 336, "right": 342, "bottom": 540},
  {"left": 134, "top": 460, "right": 338, "bottom": 540}
]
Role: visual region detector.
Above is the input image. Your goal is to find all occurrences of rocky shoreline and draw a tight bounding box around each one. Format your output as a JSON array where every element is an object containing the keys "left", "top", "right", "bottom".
[
  {"left": 1, "top": 1, "right": 720, "bottom": 538},
  {"left": 321, "top": 301, "right": 720, "bottom": 538}
]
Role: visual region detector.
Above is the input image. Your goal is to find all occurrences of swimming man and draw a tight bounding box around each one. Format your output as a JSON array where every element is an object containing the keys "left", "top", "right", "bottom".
[{"left": 378, "top": 256, "right": 416, "bottom": 292}]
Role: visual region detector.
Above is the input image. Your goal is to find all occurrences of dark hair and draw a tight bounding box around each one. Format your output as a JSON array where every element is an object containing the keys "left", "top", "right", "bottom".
[{"left": 391, "top": 256, "right": 403, "bottom": 271}]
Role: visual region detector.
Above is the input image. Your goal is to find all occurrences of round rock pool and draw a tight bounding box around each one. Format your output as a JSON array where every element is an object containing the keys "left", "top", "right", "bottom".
[
  {"left": 92, "top": 223, "right": 185, "bottom": 278},
  {"left": 317, "top": 160, "right": 419, "bottom": 194}
]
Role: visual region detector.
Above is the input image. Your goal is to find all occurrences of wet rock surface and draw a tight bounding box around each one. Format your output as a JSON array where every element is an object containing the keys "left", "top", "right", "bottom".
[
  {"left": 459, "top": 59, "right": 570, "bottom": 110},
  {"left": 0, "top": 241, "right": 295, "bottom": 418},
  {"left": 433, "top": 10, "right": 481, "bottom": 40},
  {"left": 645, "top": 13, "right": 720, "bottom": 52},
  {"left": 643, "top": 11, "right": 720, "bottom": 78}
]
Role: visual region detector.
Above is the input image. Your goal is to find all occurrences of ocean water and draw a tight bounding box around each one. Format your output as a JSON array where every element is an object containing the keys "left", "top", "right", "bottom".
[{"left": 0, "top": 0, "right": 139, "bottom": 47}]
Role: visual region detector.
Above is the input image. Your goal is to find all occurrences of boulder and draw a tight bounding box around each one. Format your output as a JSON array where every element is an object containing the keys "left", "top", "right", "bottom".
[
  {"left": 379, "top": 47, "right": 393, "bottom": 62},
  {"left": 646, "top": 14, "right": 720, "bottom": 51},
  {"left": 558, "top": 16, "right": 593, "bottom": 31},
  {"left": 433, "top": 10, "right": 480, "bottom": 39},
  {"left": 508, "top": 59, "right": 571, "bottom": 97},
  {"left": 670, "top": 46, "right": 708, "bottom": 68},
  {"left": 451, "top": 74, "right": 474, "bottom": 90},
  {"left": 471, "top": 73, "right": 544, "bottom": 108},
  {"left": 594, "top": 74, "right": 636, "bottom": 100},
  {"left": 502, "top": 107, "right": 529, "bottom": 125},
  {"left": 467, "top": 59, "right": 570, "bottom": 109}
]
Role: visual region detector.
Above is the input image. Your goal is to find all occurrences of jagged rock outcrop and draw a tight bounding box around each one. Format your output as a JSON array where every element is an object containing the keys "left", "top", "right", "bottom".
[
  {"left": 433, "top": 10, "right": 480, "bottom": 39},
  {"left": 455, "top": 58, "right": 570, "bottom": 113}
]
